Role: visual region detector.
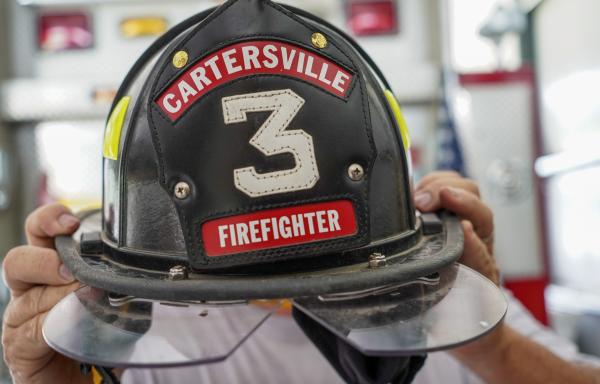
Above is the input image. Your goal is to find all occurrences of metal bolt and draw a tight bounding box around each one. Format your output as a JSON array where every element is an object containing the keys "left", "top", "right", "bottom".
[
  {"left": 172, "top": 50, "right": 189, "bottom": 69},
  {"left": 174, "top": 182, "right": 190, "bottom": 199},
  {"left": 368, "top": 253, "right": 387, "bottom": 268},
  {"left": 169, "top": 265, "right": 188, "bottom": 280},
  {"left": 348, "top": 163, "right": 365, "bottom": 181},
  {"left": 311, "top": 32, "right": 328, "bottom": 49}
]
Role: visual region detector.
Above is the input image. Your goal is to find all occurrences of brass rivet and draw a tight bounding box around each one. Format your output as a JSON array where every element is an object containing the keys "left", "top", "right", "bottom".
[
  {"left": 172, "top": 50, "right": 189, "bottom": 69},
  {"left": 311, "top": 32, "right": 328, "bottom": 49}
]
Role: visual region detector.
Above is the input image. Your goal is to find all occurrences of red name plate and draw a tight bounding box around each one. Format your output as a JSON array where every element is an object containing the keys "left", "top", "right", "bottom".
[
  {"left": 156, "top": 40, "right": 354, "bottom": 120},
  {"left": 202, "top": 200, "right": 357, "bottom": 257}
]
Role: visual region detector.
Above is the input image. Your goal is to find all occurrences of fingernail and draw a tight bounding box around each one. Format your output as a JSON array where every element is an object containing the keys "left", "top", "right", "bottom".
[
  {"left": 414, "top": 191, "right": 432, "bottom": 209},
  {"left": 59, "top": 264, "right": 74, "bottom": 282},
  {"left": 58, "top": 214, "right": 79, "bottom": 229},
  {"left": 446, "top": 187, "right": 462, "bottom": 199}
]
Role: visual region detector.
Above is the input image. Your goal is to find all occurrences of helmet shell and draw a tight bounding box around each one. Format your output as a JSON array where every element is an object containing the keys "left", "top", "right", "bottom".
[{"left": 102, "top": 0, "right": 416, "bottom": 272}]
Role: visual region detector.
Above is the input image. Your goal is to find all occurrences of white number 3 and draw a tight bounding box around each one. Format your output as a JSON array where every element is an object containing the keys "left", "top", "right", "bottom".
[{"left": 222, "top": 89, "right": 319, "bottom": 197}]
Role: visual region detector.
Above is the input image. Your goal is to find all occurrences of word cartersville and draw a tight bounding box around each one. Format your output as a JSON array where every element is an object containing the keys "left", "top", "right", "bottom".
[{"left": 156, "top": 40, "right": 354, "bottom": 120}]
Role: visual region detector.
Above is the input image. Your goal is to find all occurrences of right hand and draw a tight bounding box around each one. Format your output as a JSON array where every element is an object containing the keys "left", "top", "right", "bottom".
[{"left": 2, "top": 204, "right": 90, "bottom": 384}]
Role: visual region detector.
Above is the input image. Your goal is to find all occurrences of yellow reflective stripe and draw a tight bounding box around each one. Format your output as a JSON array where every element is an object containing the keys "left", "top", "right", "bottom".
[
  {"left": 384, "top": 90, "right": 410, "bottom": 150},
  {"left": 91, "top": 366, "right": 103, "bottom": 384},
  {"left": 103, "top": 96, "right": 131, "bottom": 160}
]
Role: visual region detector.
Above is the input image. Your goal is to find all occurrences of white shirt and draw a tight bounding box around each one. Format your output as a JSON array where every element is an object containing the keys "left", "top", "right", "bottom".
[{"left": 122, "top": 291, "right": 599, "bottom": 384}]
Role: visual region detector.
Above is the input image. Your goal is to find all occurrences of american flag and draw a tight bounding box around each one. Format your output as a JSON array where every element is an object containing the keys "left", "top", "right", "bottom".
[{"left": 436, "top": 96, "right": 465, "bottom": 175}]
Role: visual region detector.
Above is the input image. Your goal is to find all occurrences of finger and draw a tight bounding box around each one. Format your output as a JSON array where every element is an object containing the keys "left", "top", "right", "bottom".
[
  {"left": 418, "top": 176, "right": 480, "bottom": 197},
  {"left": 415, "top": 171, "right": 462, "bottom": 190},
  {"left": 460, "top": 220, "right": 486, "bottom": 265},
  {"left": 461, "top": 221, "right": 499, "bottom": 286},
  {"left": 439, "top": 187, "right": 494, "bottom": 243},
  {"left": 3, "top": 246, "right": 75, "bottom": 295},
  {"left": 25, "top": 203, "right": 80, "bottom": 248},
  {"left": 414, "top": 179, "right": 480, "bottom": 212},
  {"left": 3, "top": 283, "right": 80, "bottom": 327}
]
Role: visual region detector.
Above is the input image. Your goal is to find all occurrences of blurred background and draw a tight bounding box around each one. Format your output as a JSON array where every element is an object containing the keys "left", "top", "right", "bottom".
[{"left": 0, "top": 0, "right": 599, "bottom": 380}]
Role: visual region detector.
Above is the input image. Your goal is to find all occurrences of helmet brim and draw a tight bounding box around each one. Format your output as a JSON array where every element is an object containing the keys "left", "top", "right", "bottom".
[{"left": 56, "top": 210, "right": 463, "bottom": 301}]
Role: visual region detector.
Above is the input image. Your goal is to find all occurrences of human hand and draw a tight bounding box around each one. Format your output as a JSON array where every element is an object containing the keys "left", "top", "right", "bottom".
[
  {"left": 414, "top": 171, "right": 506, "bottom": 357},
  {"left": 2, "top": 204, "right": 90, "bottom": 384},
  {"left": 414, "top": 171, "right": 500, "bottom": 286}
]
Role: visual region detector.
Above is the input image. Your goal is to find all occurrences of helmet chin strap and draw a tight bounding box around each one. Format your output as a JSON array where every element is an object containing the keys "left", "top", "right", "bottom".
[{"left": 292, "top": 307, "right": 427, "bottom": 384}]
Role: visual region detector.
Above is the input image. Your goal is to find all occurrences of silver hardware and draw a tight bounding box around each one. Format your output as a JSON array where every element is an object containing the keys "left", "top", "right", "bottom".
[
  {"left": 107, "top": 292, "right": 247, "bottom": 307},
  {"left": 174, "top": 182, "right": 191, "bottom": 199},
  {"left": 368, "top": 252, "right": 386, "bottom": 268},
  {"left": 168, "top": 265, "right": 188, "bottom": 280},
  {"left": 318, "top": 274, "right": 440, "bottom": 302},
  {"left": 347, "top": 163, "right": 364, "bottom": 181}
]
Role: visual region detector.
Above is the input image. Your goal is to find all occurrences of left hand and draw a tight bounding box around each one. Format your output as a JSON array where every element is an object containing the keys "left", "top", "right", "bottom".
[{"left": 414, "top": 171, "right": 500, "bottom": 286}]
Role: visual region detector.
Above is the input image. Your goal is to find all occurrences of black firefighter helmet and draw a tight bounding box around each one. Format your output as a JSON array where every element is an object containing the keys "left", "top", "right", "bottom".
[
  {"left": 46, "top": 0, "right": 509, "bottom": 374},
  {"left": 56, "top": 0, "right": 465, "bottom": 302}
]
